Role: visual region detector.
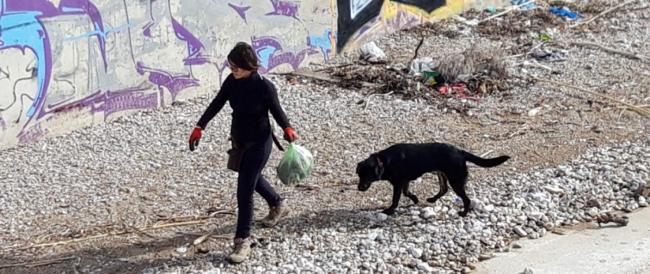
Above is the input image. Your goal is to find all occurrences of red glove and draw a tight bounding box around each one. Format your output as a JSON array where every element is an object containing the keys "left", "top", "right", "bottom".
[
  {"left": 189, "top": 127, "right": 202, "bottom": 151},
  {"left": 283, "top": 127, "right": 298, "bottom": 143}
]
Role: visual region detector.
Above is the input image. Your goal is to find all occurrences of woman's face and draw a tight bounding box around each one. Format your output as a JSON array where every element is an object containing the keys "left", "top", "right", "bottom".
[{"left": 229, "top": 62, "right": 252, "bottom": 79}]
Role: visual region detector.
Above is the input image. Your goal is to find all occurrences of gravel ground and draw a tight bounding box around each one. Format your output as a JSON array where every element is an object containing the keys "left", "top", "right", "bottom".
[
  {"left": 142, "top": 137, "right": 650, "bottom": 274},
  {"left": 0, "top": 1, "right": 649, "bottom": 273}
]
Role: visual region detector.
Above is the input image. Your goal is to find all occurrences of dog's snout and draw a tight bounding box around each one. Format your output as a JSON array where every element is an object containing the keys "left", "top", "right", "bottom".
[{"left": 358, "top": 182, "right": 370, "bottom": 191}]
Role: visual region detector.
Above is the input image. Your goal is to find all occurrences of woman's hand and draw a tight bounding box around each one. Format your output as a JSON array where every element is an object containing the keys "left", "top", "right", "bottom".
[
  {"left": 189, "top": 127, "right": 202, "bottom": 151},
  {"left": 283, "top": 127, "right": 299, "bottom": 143}
]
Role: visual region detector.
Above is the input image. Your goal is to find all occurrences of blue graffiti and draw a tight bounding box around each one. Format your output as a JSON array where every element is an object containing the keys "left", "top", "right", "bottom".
[
  {"left": 0, "top": 11, "right": 51, "bottom": 119},
  {"left": 308, "top": 29, "right": 334, "bottom": 61},
  {"left": 0, "top": 0, "right": 109, "bottom": 124}
]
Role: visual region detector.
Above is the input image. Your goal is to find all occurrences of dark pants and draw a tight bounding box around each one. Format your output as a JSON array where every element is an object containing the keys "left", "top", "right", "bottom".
[{"left": 235, "top": 136, "right": 282, "bottom": 239}]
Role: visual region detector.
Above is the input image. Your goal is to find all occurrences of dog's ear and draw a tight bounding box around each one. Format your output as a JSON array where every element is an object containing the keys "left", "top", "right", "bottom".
[{"left": 371, "top": 155, "right": 383, "bottom": 177}]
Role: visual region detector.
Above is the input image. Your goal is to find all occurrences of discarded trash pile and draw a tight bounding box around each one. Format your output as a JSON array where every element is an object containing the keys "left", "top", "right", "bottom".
[{"left": 316, "top": 44, "right": 509, "bottom": 103}]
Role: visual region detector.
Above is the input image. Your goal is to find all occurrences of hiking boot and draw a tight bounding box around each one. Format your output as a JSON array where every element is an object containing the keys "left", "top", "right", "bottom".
[
  {"left": 260, "top": 202, "right": 291, "bottom": 228},
  {"left": 227, "top": 237, "right": 252, "bottom": 264}
]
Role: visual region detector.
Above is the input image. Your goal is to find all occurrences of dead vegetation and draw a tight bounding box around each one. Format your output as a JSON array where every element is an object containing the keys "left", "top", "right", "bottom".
[{"left": 438, "top": 47, "right": 510, "bottom": 95}]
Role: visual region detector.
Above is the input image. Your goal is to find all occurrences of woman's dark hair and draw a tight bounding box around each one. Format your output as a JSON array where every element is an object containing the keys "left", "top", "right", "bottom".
[{"left": 227, "top": 42, "right": 259, "bottom": 71}]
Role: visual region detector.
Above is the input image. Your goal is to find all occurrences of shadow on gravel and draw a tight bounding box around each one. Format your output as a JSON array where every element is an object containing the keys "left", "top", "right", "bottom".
[
  {"left": 0, "top": 206, "right": 389, "bottom": 274},
  {"left": 0, "top": 232, "right": 216, "bottom": 274}
]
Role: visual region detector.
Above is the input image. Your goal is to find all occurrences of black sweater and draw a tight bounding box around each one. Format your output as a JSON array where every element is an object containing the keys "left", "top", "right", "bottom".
[{"left": 196, "top": 72, "right": 291, "bottom": 143}]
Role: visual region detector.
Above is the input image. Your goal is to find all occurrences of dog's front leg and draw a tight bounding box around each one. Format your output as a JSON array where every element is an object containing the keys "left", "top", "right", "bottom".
[
  {"left": 383, "top": 183, "right": 402, "bottom": 215},
  {"left": 403, "top": 182, "right": 419, "bottom": 205}
]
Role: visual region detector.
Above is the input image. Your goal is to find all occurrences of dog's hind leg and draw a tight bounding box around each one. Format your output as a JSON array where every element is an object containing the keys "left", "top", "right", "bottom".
[
  {"left": 402, "top": 182, "right": 419, "bottom": 205},
  {"left": 426, "top": 173, "right": 448, "bottom": 204},
  {"left": 449, "top": 175, "right": 472, "bottom": 217},
  {"left": 383, "top": 183, "right": 403, "bottom": 215}
]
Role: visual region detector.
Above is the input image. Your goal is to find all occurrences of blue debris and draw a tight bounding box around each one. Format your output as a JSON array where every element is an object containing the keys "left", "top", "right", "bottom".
[
  {"left": 511, "top": 0, "right": 537, "bottom": 11},
  {"left": 549, "top": 6, "right": 581, "bottom": 20}
]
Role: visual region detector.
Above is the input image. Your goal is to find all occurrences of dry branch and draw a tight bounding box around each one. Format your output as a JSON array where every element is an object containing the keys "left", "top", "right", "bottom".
[
  {"left": 570, "top": 0, "right": 639, "bottom": 29},
  {"left": 1, "top": 220, "right": 209, "bottom": 251},
  {"left": 529, "top": 76, "right": 650, "bottom": 117},
  {"left": 0, "top": 256, "right": 76, "bottom": 269},
  {"left": 570, "top": 41, "right": 649, "bottom": 62}
]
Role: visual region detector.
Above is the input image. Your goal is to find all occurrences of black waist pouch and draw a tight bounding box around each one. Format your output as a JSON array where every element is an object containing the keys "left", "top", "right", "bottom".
[{"left": 227, "top": 137, "right": 254, "bottom": 172}]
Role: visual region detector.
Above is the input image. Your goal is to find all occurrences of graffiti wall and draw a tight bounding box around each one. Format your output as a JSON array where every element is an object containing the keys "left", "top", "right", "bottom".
[
  {"left": 0, "top": 0, "right": 506, "bottom": 149},
  {"left": 336, "top": 0, "right": 508, "bottom": 51}
]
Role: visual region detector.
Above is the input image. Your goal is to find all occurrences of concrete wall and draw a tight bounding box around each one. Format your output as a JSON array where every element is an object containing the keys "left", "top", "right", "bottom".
[{"left": 0, "top": 0, "right": 507, "bottom": 150}]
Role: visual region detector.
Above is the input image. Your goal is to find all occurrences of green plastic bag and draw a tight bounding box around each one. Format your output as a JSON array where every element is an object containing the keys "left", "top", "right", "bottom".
[{"left": 277, "top": 143, "right": 314, "bottom": 186}]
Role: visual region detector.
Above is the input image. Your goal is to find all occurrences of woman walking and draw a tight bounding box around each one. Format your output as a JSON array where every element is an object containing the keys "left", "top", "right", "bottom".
[{"left": 188, "top": 42, "right": 298, "bottom": 263}]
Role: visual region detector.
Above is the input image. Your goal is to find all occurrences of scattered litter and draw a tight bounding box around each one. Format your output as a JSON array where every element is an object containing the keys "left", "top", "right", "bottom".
[
  {"left": 438, "top": 83, "right": 480, "bottom": 102},
  {"left": 570, "top": 0, "right": 639, "bottom": 29},
  {"left": 423, "top": 71, "right": 441, "bottom": 86},
  {"left": 538, "top": 33, "right": 552, "bottom": 42},
  {"left": 359, "top": 42, "right": 387, "bottom": 63},
  {"left": 454, "top": 15, "right": 479, "bottom": 26},
  {"left": 176, "top": 244, "right": 190, "bottom": 254},
  {"left": 193, "top": 234, "right": 210, "bottom": 246},
  {"left": 486, "top": 6, "right": 497, "bottom": 13},
  {"left": 531, "top": 48, "right": 569, "bottom": 62},
  {"left": 409, "top": 57, "right": 440, "bottom": 76},
  {"left": 549, "top": 6, "right": 581, "bottom": 20},
  {"left": 512, "top": 0, "right": 537, "bottom": 11},
  {"left": 527, "top": 107, "right": 542, "bottom": 117}
]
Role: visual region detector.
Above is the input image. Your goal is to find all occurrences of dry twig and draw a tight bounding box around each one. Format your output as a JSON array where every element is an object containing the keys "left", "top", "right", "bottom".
[
  {"left": 570, "top": 41, "right": 649, "bottom": 62},
  {"left": 1, "top": 220, "right": 209, "bottom": 251},
  {"left": 411, "top": 36, "right": 425, "bottom": 62},
  {"left": 570, "top": 0, "right": 639, "bottom": 29},
  {"left": 478, "top": 0, "right": 538, "bottom": 24},
  {"left": 529, "top": 76, "right": 650, "bottom": 117},
  {"left": 0, "top": 256, "right": 76, "bottom": 269}
]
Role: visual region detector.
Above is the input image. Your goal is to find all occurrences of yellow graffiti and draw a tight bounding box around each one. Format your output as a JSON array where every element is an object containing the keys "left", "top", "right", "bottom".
[
  {"left": 382, "top": 0, "right": 465, "bottom": 22},
  {"left": 339, "top": 0, "right": 488, "bottom": 53}
]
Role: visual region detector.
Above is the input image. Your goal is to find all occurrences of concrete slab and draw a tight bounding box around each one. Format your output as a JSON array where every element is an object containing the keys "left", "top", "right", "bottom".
[{"left": 475, "top": 209, "right": 650, "bottom": 274}]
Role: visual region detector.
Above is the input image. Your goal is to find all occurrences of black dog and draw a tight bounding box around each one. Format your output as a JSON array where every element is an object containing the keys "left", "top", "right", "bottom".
[{"left": 356, "top": 143, "right": 510, "bottom": 216}]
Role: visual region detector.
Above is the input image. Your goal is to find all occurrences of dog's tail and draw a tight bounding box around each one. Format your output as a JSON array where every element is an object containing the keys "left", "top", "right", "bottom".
[{"left": 462, "top": 151, "right": 510, "bottom": 168}]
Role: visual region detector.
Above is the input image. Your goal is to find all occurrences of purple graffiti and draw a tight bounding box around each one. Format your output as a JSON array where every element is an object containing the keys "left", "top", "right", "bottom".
[
  {"left": 228, "top": 3, "right": 251, "bottom": 22},
  {"left": 171, "top": 18, "right": 210, "bottom": 66},
  {"left": 103, "top": 90, "right": 159, "bottom": 116},
  {"left": 47, "top": 86, "right": 158, "bottom": 119},
  {"left": 17, "top": 122, "right": 49, "bottom": 144},
  {"left": 136, "top": 62, "right": 199, "bottom": 101},
  {"left": 252, "top": 36, "right": 316, "bottom": 74},
  {"left": 1, "top": 0, "right": 211, "bottom": 146},
  {"left": 142, "top": 21, "right": 155, "bottom": 37},
  {"left": 386, "top": 10, "right": 420, "bottom": 31},
  {"left": 266, "top": 0, "right": 299, "bottom": 19},
  {"left": 214, "top": 60, "right": 229, "bottom": 86},
  {"left": 139, "top": 0, "right": 207, "bottom": 88}
]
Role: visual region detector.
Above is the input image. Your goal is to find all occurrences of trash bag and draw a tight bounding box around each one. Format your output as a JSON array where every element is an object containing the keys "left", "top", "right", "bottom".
[{"left": 276, "top": 143, "right": 314, "bottom": 186}]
